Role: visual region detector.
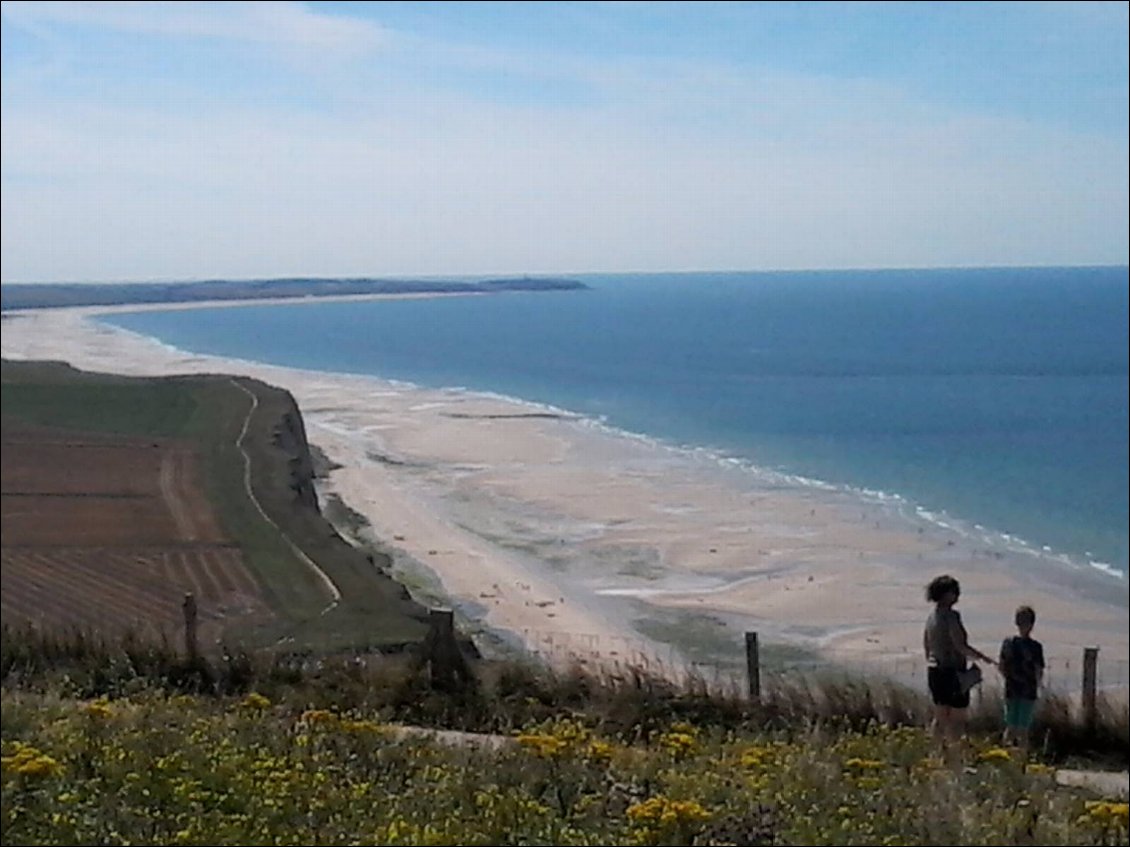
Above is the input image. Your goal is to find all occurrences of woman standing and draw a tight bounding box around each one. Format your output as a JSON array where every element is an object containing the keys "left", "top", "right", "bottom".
[{"left": 923, "top": 574, "right": 995, "bottom": 753}]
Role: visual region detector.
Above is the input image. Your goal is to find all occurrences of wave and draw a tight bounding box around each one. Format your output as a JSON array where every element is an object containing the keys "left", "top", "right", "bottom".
[{"left": 394, "top": 378, "right": 1128, "bottom": 584}]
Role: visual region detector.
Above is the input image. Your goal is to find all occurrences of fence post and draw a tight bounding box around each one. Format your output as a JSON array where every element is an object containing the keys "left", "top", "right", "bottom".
[
  {"left": 745, "top": 631, "right": 761, "bottom": 701},
  {"left": 182, "top": 593, "right": 198, "bottom": 660},
  {"left": 424, "top": 608, "right": 470, "bottom": 690},
  {"left": 1082, "top": 646, "right": 1099, "bottom": 732}
]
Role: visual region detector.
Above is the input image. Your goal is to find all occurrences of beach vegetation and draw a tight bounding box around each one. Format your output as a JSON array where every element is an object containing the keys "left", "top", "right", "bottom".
[{"left": 3, "top": 674, "right": 1127, "bottom": 846}]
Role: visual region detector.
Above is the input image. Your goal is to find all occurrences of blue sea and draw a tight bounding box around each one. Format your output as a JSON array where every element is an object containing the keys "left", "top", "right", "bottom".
[{"left": 103, "top": 266, "right": 1130, "bottom": 583}]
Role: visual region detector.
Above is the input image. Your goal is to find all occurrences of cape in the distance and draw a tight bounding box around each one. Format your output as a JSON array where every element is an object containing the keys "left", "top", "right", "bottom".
[{"left": 0, "top": 276, "right": 588, "bottom": 311}]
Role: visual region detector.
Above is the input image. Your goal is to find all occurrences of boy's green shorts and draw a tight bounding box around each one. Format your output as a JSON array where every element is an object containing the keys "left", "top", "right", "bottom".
[{"left": 1004, "top": 698, "right": 1037, "bottom": 729}]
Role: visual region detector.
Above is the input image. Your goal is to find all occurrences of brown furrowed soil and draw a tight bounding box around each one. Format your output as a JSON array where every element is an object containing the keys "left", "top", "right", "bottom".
[{"left": 1, "top": 428, "right": 272, "bottom": 641}]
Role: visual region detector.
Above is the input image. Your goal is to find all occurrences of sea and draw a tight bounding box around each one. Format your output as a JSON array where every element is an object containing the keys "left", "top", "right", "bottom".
[{"left": 102, "top": 266, "right": 1130, "bottom": 586}]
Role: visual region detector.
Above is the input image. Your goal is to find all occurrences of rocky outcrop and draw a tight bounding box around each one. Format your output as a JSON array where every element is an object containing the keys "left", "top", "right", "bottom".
[{"left": 270, "top": 393, "right": 319, "bottom": 511}]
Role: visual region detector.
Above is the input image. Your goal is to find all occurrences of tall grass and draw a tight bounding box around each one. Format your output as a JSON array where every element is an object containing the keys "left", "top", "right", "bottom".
[{"left": 3, "top": 624, "right": 1125, "bottom": 766}]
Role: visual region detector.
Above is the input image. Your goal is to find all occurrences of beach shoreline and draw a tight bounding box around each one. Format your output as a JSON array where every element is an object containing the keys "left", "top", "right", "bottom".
[
  {"left": 3, "top": 300, "right": 1127, "bottom": 691},
  {"left": 0, "top": 290, "right": 485, "bottom": 318}
]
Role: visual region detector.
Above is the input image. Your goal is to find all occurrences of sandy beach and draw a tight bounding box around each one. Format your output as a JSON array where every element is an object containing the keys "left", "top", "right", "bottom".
[{"left": 3, "top": 301, "right": 1127, "bottom": 690}]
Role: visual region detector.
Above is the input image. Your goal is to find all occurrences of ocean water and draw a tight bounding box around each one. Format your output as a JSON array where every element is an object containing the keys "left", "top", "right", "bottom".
[{"left": 103, "top": 266, "right": 1130, "bottom": 581}]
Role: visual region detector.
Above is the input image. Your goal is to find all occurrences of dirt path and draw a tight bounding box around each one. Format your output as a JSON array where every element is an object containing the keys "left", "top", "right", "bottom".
[
  {"left": 383, "top": 725, "right": 1128, "bottom": 799},
  {"left": 229, "top": 378, "right": 342, "bottom": 612},
  {"left": 159, "top": 449, "right": 198, "bottom": 541},
  {"left": 1055, "top": 769, "right": 1129, "bottom": 799}
]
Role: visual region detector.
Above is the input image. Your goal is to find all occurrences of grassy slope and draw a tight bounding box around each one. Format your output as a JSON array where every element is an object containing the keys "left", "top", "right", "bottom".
[
  {"left": 0, "top": 360, "right": 427, "bottom": 652},
  {"left": 226, "top": 374, "right": 428, "bottom": 651}
]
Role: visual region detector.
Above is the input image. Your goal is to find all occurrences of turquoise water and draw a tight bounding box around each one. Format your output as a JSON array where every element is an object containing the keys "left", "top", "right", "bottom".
[{"left": 104, "top": 266, "right": 1130, "bottom": 579}]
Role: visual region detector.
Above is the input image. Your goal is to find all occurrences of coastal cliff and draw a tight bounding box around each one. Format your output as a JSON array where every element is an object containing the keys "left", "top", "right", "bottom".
[
  {"left": 271, "top": 393, "right": 319, "bottom": 512},
  {"left": 244, "top": 378, "right": 439, "bottom": 644}
]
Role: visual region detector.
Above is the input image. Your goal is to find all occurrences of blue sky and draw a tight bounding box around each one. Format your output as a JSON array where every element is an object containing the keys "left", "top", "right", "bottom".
[{"left": 1, "top": 1, "right": 1127, "bottom": 282}]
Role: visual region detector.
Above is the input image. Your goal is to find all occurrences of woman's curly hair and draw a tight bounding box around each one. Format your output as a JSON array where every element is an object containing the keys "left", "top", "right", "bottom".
[{"left": 926, "top": 574, "right": 960, "bottom": 603}]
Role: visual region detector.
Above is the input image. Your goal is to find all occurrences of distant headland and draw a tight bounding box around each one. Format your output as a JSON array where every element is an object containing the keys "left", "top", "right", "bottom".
[{"left": 0, "top": 276, "right": 588, "bottom": 311}]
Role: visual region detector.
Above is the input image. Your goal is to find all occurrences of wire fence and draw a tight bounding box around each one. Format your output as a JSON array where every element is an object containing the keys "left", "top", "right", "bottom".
[{"left": 509, "top": 627, "right": 1130, "bottom": 702}]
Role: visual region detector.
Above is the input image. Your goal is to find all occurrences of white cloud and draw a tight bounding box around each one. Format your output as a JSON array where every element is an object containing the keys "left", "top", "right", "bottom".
[
  {"left": 2, "top": 75, "right": 1126, "bottom": 282},
  {"left": 0, "top": 1, "right": 387, "bottom": 54},
  {"left": 1, "top": 4, "right": 1126, "bottom": 280}
]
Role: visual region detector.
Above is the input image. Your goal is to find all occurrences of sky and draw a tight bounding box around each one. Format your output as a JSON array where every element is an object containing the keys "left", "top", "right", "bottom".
[{"left": 1, "top": 1, "right": 1127, "bottom": 283}]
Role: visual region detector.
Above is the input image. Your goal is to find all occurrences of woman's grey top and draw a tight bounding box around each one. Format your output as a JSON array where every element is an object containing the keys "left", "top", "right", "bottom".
[{"left": 924, "top": 606, "right": 968, "bottom": 670}]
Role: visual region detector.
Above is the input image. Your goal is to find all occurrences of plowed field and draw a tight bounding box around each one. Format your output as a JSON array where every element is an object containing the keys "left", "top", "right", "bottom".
[{"left": 1, "top": 431, "right": 271, "bottom": 639}]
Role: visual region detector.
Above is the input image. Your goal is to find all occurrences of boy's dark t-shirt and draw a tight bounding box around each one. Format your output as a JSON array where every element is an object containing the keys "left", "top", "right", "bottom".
[{"left": 999, "top": 635, "right": 1045, "bottom": 701}]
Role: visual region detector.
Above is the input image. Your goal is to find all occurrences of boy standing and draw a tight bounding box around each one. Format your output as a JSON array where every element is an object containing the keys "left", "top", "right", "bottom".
[{"left": 999, "top": 605, "right": 1045, "bottom": 753}]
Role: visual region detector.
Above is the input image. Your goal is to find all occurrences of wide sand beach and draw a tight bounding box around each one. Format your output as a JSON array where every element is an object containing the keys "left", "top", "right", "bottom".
[{"left": 3, "top": 298, "right": 1127, "bottom": 691}]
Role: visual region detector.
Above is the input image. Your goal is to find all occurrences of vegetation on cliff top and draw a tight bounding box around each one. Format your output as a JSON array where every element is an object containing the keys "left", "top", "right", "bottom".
[
  {"left": 3, "top": 622, "right": 1129, "bottom": 845},
  {"left": 2, "top": 676, "right": 1127, "bottom": 846}
]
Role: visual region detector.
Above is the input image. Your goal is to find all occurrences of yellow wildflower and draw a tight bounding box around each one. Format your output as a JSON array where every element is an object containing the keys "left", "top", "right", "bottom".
[
  {"left": 657, "top": 730, "right": 698, "bottom": 758},
  {"left": 586, "top": 740, "right": 615, "bottom": 762},
  {"left": 977, "top": 747, "right": 1012, "bottom": 763},
  {"left": 340, "top": 718, "right": 386, "bottom": 735},
  {"left": 300, "top": 709, "right": 338, "bottom": 726},
  {"left": 1, "top": 742, "right": 64, "bottom": 778},
  {"left": 81, "top": 697, "right": 114, "bottom": 719},
  {"left": 627, "top": 795, "right": 710, "bottom": 826},
  {"left": 515, "top": 718, "right": 592, "bottom": 758},
  {"left": 1085, "top": 801, "right": 1129, "bottom": 828},
  {"left": 844, "top": 757, "right": 887, "bottom": 771},
  {"left": 740, "top": 745, "right": 775, "bottom": 769},
  {"left": 239, "top": 692, "right": 271, "bottom": 711},
  {"left": 516, "top": 733, "right": 568, "bottom": 758}
]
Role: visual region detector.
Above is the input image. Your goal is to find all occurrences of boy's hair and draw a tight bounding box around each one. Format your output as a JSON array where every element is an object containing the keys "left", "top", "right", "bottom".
[
  {"left": 1015, "top": 605, "right": 1036, "bottom": 627},
  {"left": 926, "top": 574, "right": 960, "bottom": 603}
]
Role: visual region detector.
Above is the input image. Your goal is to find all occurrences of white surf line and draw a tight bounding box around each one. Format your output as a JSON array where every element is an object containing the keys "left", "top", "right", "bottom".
[{"left": 229, "top": 378, "right": 342, "bottom": 615}]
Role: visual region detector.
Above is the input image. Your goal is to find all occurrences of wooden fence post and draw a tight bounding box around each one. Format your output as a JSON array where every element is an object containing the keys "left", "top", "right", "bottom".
[
  {"left": 182, "top": 593, "right": 198, "bottom": 660},
  {"left": 424, "top": 608, "right": 470, "bottom": 690},
  {"left": 1082, "top": 646, "right": 1099, "bottom": 732},
  {"left": 745, "top": 631, "right": 761, "bottom": 701}
]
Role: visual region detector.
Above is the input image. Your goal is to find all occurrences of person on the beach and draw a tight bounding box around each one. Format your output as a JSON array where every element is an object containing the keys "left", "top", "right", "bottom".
[
  {"left": 923, "top": 574, "right": 995, "bottom": 753},
  {"left": 998, "top": 605, "right": 1044, "bottom": 755}
]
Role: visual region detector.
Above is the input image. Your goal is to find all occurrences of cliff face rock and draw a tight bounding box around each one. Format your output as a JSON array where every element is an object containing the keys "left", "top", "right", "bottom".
[
  {"left": 245, "top": 377, "right": 436, "bottom": 645},
  {"left": 271, "top": 393, "right": 319, "bottom": 511}
]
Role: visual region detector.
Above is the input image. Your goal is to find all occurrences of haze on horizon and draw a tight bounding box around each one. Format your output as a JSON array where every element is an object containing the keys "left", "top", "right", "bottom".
[{"left": 1, "top": 1, "right": 1127, "bottom": 284}]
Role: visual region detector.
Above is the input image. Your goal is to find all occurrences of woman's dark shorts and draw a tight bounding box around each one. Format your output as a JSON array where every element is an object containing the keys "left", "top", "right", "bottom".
[{"left": 928, "top": 666, "right": 970, "bottom": 709}]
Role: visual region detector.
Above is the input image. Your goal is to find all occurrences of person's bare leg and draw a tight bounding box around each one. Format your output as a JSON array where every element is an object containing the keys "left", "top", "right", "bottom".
[
  {"left": 1016, "top": 728, "right": 1030, "bottom": 762},
  {"left": 951, "top": 707, "right": 969, "bottom": 765},
  {"left": 932, "top": 705, "right": 948, "bottom": 745},
  {"left": 935, "top": 706, "right": 961, "bottom": 765}
]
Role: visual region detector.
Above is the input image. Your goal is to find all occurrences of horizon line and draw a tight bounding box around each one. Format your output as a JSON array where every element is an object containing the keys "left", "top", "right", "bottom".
[{"left": 3, "top": 262, "right": 1128, "bottom": 287}]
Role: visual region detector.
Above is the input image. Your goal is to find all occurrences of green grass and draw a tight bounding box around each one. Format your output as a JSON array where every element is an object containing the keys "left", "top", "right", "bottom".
[
  {"left": 633, "top": 610, "right": 745, "bottom": 671},
  {"left": 0, "top": 381, "right": 199, "bottom": 435},
  {"left": 1, "top": 360, "right": 204, "bottom": 438}
]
